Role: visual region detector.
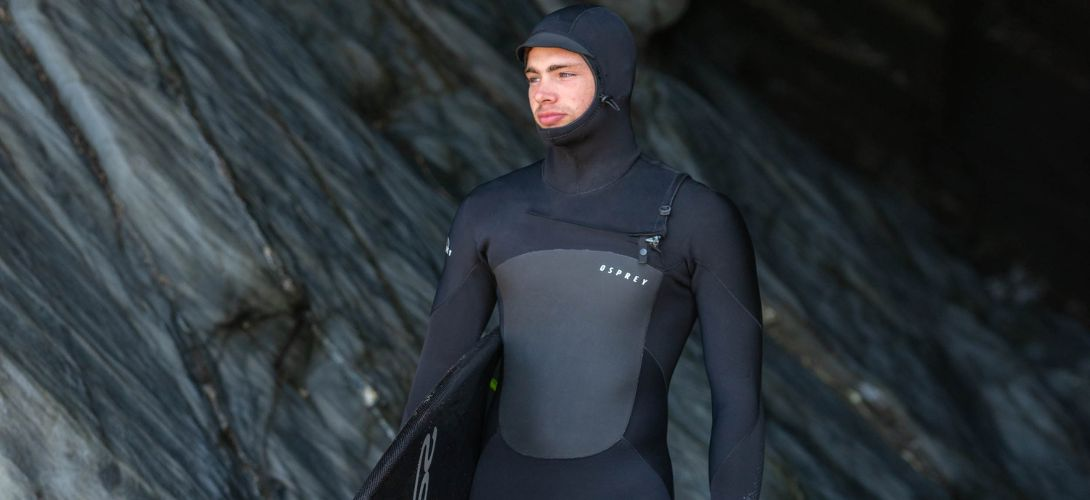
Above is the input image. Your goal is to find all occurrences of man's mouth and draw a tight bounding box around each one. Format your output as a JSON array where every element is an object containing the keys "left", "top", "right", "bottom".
[{"left": 537, "top": 112, "right": 566, "bottom": 126}]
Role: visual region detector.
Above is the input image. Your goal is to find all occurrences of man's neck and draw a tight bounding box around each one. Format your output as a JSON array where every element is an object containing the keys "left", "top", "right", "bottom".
[{"left": 540, "top": 104, "right": 641, "bottom": 194}]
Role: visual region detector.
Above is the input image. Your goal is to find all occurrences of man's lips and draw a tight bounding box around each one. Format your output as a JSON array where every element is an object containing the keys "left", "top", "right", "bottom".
[{"left": 537, "top": 112, "right": 565, "bottom": 126}]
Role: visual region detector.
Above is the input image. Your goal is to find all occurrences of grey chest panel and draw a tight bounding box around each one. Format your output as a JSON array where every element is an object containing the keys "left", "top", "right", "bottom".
[{"left": 494, "top": 249, "right": 663, "bottom": 459}]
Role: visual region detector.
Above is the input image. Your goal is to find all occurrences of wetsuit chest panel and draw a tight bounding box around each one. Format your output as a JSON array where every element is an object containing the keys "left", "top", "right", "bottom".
[{"left": 494, "top": 248, "right": 663, "bottom": 459}]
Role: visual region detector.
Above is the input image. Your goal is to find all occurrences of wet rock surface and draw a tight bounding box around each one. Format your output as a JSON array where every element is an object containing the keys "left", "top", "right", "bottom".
[{"left": 0, "top": 1, "right": 1086, "bottom": 499}]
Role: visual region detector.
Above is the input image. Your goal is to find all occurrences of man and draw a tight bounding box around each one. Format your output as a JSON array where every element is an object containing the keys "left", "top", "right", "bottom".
[{"left": 400, "top": 4, "right": 764, "bottom": 499}]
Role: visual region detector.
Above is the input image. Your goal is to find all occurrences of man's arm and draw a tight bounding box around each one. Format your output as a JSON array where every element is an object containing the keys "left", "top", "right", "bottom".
[
  {"left": 400, "top": 197, "right": 497, "bottom": 428},
  {"left": 691, "top": 192, "right": 765, "bottom": 499}
]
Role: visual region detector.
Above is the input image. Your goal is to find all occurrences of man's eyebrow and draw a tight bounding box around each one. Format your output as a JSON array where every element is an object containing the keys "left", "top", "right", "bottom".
[{"left": 524, "top": 63, "right": 579, "bottom": 74}]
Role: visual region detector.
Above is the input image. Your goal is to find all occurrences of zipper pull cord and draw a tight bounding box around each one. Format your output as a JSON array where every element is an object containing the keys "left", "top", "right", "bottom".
[{"left": 600, "top": 94, "right": 620, "bottom": 111}]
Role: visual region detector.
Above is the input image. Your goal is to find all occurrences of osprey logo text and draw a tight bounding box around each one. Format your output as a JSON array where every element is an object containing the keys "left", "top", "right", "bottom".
[
  {"left": 599, "top": 264, "right": 649, "bottom": 285},
  {"left": 412, "top": 427, "right": 438, "bottom": 500}
]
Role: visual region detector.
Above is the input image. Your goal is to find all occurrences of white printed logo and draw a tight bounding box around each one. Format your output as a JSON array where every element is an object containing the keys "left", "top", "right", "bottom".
[
  {"left": 412, "top": 427, "right": 438, "bottom": 500},
  {"left": 444, "top": 238, "right": 452, "bottom": 257},
  {"left": 599, "top": 264, "right": 649, "bottom": 285}
]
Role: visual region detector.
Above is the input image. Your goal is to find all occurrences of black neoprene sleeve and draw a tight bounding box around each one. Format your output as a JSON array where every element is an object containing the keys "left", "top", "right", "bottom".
[
  {"left": 691, "top": 193, "right": 766, "bottom": 499},
  {"left": 400, "top": 198, "right": 497, "bottom": 428}
]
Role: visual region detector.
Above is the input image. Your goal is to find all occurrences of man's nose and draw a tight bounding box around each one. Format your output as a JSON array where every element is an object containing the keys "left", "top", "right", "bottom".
[{"left": 533, "top": 82, "right": 556, "bottom": 104}]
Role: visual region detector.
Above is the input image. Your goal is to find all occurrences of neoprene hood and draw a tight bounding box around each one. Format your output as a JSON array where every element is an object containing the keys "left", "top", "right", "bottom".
[{"left": 517, "top": 4, "right": 641, "bottom": 194}]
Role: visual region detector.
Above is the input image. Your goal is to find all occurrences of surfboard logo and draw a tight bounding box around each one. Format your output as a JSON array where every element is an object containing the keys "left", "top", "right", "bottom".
[{"left": 412, "top": 427, "right": 438, "bottom": 500}]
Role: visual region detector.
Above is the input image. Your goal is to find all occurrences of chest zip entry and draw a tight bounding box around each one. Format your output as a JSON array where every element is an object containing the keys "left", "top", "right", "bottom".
[
  {"left": 637, "top": 172, "right": 689, "bottom": 264},
  {"left": 524, "top": 172, "right": 690, "bottom": 262}
]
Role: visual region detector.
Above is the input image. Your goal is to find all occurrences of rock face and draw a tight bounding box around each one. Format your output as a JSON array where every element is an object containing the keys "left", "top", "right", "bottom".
[
  {"left": 655, "top": 0, "right": 1090, "bottom": 322},
  {"left": 0, "top": 1, "right": 1086, "bottom": 499}
]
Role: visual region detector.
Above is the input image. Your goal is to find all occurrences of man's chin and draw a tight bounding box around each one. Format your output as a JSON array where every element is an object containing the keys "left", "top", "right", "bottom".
[{"left": 536, "top": 120, "right": 570, "bottom": 129}]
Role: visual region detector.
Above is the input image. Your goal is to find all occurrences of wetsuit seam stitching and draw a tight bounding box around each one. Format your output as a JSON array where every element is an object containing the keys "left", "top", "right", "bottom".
[
  {"left": 428, "top": 261, "right": 484, "bottom": 313},
  {"left": 643, "top": 346, "right": 669, "bottom": 390},
  {"left": 708, "top": 401, "right": 763, "bottom": 487},
  {"left": 568, "top": 7, "right": 599, "bottom": 34},
  {"left": 620, "top": 436, "right": 673, "bottom": 499},
  {"left": 496, "top": 421, "right": 622, "bottom": 461},
  {"left": 694, "top": 260, "right": 762, "bottom": 329}
]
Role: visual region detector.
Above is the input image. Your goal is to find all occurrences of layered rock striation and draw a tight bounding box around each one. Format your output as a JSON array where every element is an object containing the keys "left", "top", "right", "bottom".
[{"left": 0, "top": 1, "right": 1085, "bottom": 498}]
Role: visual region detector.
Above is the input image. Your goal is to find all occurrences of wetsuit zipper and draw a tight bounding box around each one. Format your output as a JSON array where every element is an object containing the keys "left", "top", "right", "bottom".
[{"left": 525, "top": 209, "right": 662, "bottom": 264}]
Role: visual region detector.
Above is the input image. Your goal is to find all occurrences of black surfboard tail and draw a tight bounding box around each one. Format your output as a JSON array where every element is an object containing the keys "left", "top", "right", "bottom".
[{"left": 353, "top": 328, "right": 503, "bottom": 500}]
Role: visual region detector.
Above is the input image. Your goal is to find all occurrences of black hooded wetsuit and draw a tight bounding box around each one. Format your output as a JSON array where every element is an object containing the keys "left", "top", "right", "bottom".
[{"left": 400, "top": 5, "right": 765, "bottom": 499}]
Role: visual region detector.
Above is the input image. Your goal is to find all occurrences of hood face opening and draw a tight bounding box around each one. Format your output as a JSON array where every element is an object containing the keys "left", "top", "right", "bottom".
[
  {"left": 535, "top": 51, "right": 604, "bottom": 144},
  {"left": 517, "top": 5, "right": 636, "bottom": 145},
  {"left": 516, "top": 5, "right": 635, "bottom": 101},
  {"left": 519, "top": 31, "right": 606, "bottom": 139}
]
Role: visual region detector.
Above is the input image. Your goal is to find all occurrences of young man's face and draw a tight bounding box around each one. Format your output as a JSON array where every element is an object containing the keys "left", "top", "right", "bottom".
[{"left": 524, "top": 47, "right": 597, "bottom": 128}]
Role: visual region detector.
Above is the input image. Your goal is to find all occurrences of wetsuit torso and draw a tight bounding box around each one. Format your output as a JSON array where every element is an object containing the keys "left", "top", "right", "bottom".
[{"left": 401, "top": 5, "right": 765, "bottom": 499}]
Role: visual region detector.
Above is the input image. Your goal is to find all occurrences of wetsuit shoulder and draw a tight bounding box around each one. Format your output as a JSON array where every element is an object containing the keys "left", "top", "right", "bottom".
[
  {"left": 464, "top": 160, "right": 543, "bottom": 201},
  {"left": 448, "top": 160, "right": 543, "bottom": 236},
  {"left": 672, "top": 176, "right": 744, "bottom": 219},
  {"left": 669, "top": 178, "right": 753, "bottom": 265}
]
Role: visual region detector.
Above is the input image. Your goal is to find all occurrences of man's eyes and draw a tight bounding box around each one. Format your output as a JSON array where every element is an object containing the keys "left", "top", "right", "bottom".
[{"left": 526, "top": 73, "right": 577, "bottom": 84}]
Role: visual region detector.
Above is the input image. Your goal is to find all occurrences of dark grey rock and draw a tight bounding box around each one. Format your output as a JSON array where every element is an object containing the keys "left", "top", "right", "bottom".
[{"left": 0, "top": 1, "right": 1086, "bottom": 499}]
